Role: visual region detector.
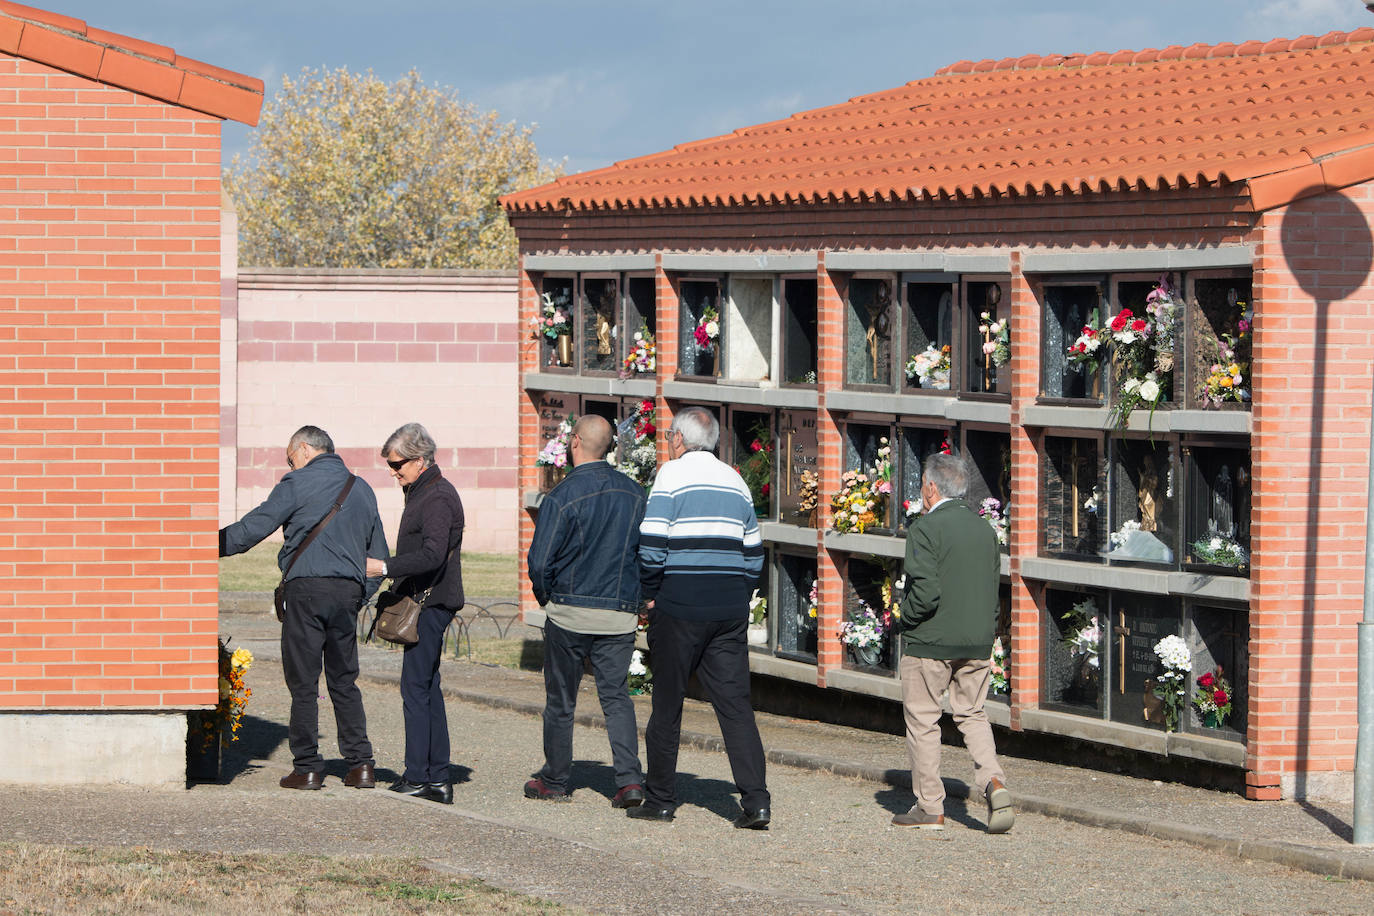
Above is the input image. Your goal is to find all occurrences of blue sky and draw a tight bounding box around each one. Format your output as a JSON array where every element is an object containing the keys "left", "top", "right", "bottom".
[{"left": 44, "top": 0, "right": 1374, "bottom": 176}]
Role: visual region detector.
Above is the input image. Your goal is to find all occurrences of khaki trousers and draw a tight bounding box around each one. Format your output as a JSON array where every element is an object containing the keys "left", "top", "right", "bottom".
[{"left": 900, "top": 655, "right": 1005, "bottom": 817}]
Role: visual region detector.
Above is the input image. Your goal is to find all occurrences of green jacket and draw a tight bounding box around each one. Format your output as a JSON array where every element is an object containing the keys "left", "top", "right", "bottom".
[{"left": 898, "top": 497, "right": 1000, "bottom": 660}]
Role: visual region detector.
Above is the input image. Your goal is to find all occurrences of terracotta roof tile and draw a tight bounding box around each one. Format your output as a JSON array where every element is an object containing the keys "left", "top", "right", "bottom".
[
  {"left": 503, "top": 31, "right": 1374, "bottom": 216},
  {"left": 0, "top": 2, "right": 261, "bottom": 125}
]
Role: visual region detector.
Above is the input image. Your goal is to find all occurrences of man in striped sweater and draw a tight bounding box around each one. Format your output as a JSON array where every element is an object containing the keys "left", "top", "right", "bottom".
[{"left": 627, "top": 406, "right": 771, "bottom": 829}]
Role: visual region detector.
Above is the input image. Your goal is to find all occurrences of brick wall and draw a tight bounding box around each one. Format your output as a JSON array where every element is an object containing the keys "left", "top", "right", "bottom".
[
  {"left": 0, "top": 57, "right": 222, "bottom": 709},
  {"left": 230, "top": 270, "right": 519, "bottom": 554},
  {"left": 1247, "top": 183, "right": 1374, "bottom": 799}
]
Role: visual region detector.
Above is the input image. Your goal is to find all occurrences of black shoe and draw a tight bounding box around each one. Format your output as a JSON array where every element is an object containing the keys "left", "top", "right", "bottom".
[
  {"left": 626, "top": 803, "right": 675, "bottom": 822},
  {"left": 279, "top": 771, "right": 323, "bottom": 791},
  {"left": 611, "top": 784, "right": 645, "bottom": 808},
  {"left": 387, "top": 779, "right": 428, "bottom": 797},
  {"left": 733, "top": 806, "right": 771, "bottom": 830},
  {"left": 423, "top": 781, "right": 453, "bottom": 805}
]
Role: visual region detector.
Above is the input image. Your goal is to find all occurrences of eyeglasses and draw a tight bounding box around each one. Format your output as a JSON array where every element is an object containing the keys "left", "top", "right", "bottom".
[
  {"left": 386, "top": 456, "right": 416, "bottom": 471},
  {"left": 286, "top": 444, "right": 303, "bottom": 470}
]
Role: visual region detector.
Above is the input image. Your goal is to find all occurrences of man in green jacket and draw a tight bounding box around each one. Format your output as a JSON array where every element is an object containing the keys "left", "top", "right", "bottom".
[{"left": 893, "top": 452, "right": 1013, "bottom": 833}]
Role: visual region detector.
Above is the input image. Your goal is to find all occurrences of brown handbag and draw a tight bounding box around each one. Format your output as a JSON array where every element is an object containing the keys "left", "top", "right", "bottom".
[
  {"left": 373, "top": 546, "right": 455, "bottom": 645},
  {"left": 274, "top": 476, "right": 357, "bottom": 622}
]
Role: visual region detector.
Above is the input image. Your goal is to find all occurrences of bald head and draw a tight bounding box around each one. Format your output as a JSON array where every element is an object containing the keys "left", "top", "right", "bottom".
[{"left": 572, "top": 415, "right": 614, "bottom": 465}]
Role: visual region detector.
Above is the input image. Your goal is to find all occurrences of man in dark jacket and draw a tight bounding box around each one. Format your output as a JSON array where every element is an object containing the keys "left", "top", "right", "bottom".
[
  {"left": 894, "top": 452, "right": 1013, "bottom": 833},
  {"left": 525, "top": 414, "right": 647, "bottom": 807},
  {"left": 220, "top": 425, "right": 388, "bottom": 791}
]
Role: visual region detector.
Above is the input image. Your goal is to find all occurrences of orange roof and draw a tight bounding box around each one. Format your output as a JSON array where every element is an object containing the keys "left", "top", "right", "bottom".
[
  {"left": 0, "top": 1, "right": 263, "bottom": 125},
  {"left": 503, "top": 29, "right": 1374, "bottom": 215}
]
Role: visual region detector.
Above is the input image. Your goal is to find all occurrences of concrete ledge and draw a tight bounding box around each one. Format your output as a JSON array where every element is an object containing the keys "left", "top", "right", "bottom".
[
  {"left": 0, "top": 712, "right": 189, "bottom": 787},
  {"left": 823, "top": 251, "right": 1011, "bottom": 273},
  {"left": 1169, "top": 408, "right": 1251, "bottom": 435},
  {"left": 661, "top": 252, "right": 818, "bottom": 273},
  {"left": 1022, "top": 557, "right": 1249, "bottom": 601},
  {"left": 748, "top": 652, "right": 820, "bottom": 685},
  {"left": 523, "top": 254, "right": 656, "bottom": 271},
  {"left": 661, "top": 380, "right": 817, "bottom": 408},
  {"left": 946, "top": 399, "right": 1012, "bottom": 425},
  {"left": 1021, "top": 245, "right": 1253, "bottom": 273},
  {"left": 825, "top": 390, "right": 952, "bottom": 417},
  {"left": 1019, "top": 707, "right": 1169, "bottom": 756},
  {"left": 760, "top": 522, "right": 821, "bottom": 549},
  {"left": 823, "top": 530, "right": 905, "bottom": 558},
  {"left": 522, "top": 490, "right": 544, "bottom": 511},
  {"left": 823, "top": 666, "right": 903, "bottom": 701}
]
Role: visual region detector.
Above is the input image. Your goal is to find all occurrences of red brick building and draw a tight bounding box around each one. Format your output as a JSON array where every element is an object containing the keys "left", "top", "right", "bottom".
[
  {"left": 0, "top": 3, "right": 261, "bottom": 783},
  {"left": 506, "top": 30, "right": 1374, "bottom": 800}
]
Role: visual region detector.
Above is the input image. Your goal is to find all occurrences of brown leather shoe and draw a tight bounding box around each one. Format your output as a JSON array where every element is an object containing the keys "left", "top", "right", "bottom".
[
  {"left": 279, "top": 771, "right": 323, "bottom": 790},
  {"left": 985, "top": 777, "right": 1014, "bottom": 834},
  {"left": 891, "top": 806, "right": 944, "bottom": 829},
  {"left": 344, "top": 762, "right": 375, "bottom": 789}
]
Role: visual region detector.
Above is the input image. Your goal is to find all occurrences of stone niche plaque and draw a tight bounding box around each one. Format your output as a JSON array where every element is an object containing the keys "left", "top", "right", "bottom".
[
  {"left": 778, "top": 409, "right": 818, "bottom": 526},
  {"left": 1042, "top": 435, "right": 1104, "bottom": 559},
  {"left": 1042, "top": 282, "right": 1104, "bottom": 400},
  {"left": 902, "top": 281, "right": 955, "bottom": 393},
  {"left": 1183, "top": 441, "right": 1251, "bottom": 576},
  {"left": 964, "top": 429, "right": 1012, "bottom": 542},
  {"left": 964, "top": 279, "right": 1010, "bottom": 395},
  {"left": 535, "top": 391, "right": 576, "bottom": 493},
  {"left": 845, "top": 276, "right": 896, "bottom": 387},
  {"left": 581, "top": 276, "right": 620, "bottom": 374},
  {"left": 725, "top": 277, "right": 772, "bottom": 382},
  {"left": 1117, "top": 277, "right": 1176, "bottom": 403},
  {"left": 1107, "top": 438, "right": 1178, "bottom": 567},
  {"left": 625, "top": 275, "right": 655, "bottom": 341},
  {"left": 782, "top": 278, "right": 818, "bottom": 385},
  {"left": 728, "top": 407, "right": 773, "bottom": 518},
  {"left": 898, "top": 424, "right": 953, "bottom": 529},
  {"left": 843, "top": 556, "right": 898, "bottom": 674},
  {"left": 1187, "top": 604, "right": 1247, "bottom": 736},
  {"left": 540, "top": 276, "right": 576, "bottom": 370},
  {"left": 1189, "top": 275, "right": 1252, "bottom": 410},
  {"left": 678, "top": 279, "right": 720, "bottom": 378},
  {"left": 1044, "top": 587, "right": 1104, "bottom": 714},
  {"left": 775, "top": 552, "right": 818, "bottom": 662},
  {"left": 1105, "top": 593, "right": 1179, "bottom": 729}
]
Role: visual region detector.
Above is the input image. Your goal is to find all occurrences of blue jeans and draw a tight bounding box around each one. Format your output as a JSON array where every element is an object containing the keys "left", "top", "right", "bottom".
[
  {"left": 538, "top": 619, "right": 643, "bottom": 793},
  {"left": 399, "top": 606, "right": 456, "bottom": 783}
]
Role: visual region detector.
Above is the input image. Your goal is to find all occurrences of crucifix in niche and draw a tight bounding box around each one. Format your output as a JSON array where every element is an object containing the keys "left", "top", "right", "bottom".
[
  {"left": 1113, "top": 611, "right": 1130, "bottom": 695},
  {"left": 1069, "top": 439, "right": 1089, "bottom": 540},
  {"left": 865, "top": 280, "right": 891, "bottom": 382}
]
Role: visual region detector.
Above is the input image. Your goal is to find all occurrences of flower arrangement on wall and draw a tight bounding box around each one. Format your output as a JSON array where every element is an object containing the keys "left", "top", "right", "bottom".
[
  {"left": 830, "top": 438, "right": 892, "bottom": 534},
  {"left": 979, "top": 497, "right": 1009, "bottom": 546},
  {"left": 529, "top": 290, "right": 572, "bottom": 342},
  {"left": 536, "top": 415, "right": 577, "bottom": 470},
  {"left": 734, "top": 421, "right": 773, "bottom": 515},
  {"left": 1151, "top": 634, "right": 1191, "bottom": 732},
  {"left": 694, "top": 303, "right": 719, "bottom": 351},
  {"left": 614, "top": 401, "right": 658, "bottom": 488},
  {"left": 839, "top": 597, "right": 889, "bottom": 649},
  {"left": 620, "top": 324, "right": 656, "bottom": 378},
  {"left": 628, "top": 649, "right": 653, "bottom": 695},
  {"left": 194, "top": 639, "right": 253, "bottom": 751},
  {"left": 1190, "top": 533, "right": 1248, "bottom": 569},
  {"left": 1199, "top": 306, "right": 1251, "bottom": 407},
  {"left": 990, "top": 636, "right": 1009, "bottom": 695},
  {"left": 905, "top": 343, "right": 951, "bottom": 389},
  {"left": 1191, "top": 667, "right": 1233, "bottom": 728}
]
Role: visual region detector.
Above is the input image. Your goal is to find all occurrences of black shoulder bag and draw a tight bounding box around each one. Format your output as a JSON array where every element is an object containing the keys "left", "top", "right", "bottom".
[{"left": 273, "top": 476, "right": 357, "bottom": 622}]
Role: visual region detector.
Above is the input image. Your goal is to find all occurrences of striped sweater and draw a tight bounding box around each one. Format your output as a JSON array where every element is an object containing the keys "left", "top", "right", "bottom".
[{"left": 638, "top": 450, "right": 764, "bottom": 621}]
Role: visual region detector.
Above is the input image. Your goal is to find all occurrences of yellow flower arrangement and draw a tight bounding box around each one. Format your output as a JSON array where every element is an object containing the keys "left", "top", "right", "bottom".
[{"left": 197, "top": 638, "right": 253, "bottom": 751}]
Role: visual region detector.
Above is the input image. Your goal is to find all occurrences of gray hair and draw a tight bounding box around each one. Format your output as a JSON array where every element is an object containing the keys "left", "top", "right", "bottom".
[
  {"left": 290, "top": 425, "right": 334, "bottom": 454},
  {"left": 670, "top": 406, "right": 719, "bottom": 453},
  {"left": 923, "top": 452, "right": 969, "bottom": 500},
  {"left": 381, "top": 422, "right": 436, "bottom": 467}
]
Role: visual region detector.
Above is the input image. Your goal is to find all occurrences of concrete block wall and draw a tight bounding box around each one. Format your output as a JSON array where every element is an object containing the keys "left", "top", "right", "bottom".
[
  {"left": 0, "top": 57, "right": 223, "bottom": 716},
  {"left": 229, "top": 270, "right": 519, "bottom": 554}
]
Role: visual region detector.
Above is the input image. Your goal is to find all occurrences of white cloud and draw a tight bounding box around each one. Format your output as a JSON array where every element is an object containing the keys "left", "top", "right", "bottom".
[{"left": 1245, "top": 0, "right": 1371, "bottom": 38}]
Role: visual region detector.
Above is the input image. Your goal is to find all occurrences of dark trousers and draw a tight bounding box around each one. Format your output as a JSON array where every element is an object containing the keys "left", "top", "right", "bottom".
[
  {"left": 538, "top": 619, "right": 642, "bottom": 793},
  {"left": 280, "top": 577, "right": 374, "bottom": 774},
  {"left": 400, "top": 606, "right": 457, "bottom": 783},
  {"left": 643, "top": 611, "right": 769, "bottom": 811}
]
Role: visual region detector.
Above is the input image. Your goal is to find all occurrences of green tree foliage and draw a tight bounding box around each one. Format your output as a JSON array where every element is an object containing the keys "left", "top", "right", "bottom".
[{"left": 225, "top": 68, "right": 561, "bottom": 269}]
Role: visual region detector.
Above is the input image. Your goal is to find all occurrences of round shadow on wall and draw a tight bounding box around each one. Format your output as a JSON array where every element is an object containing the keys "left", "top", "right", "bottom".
[{"left": 1279, "top": 189, "right": 1372, "bottom": 302}]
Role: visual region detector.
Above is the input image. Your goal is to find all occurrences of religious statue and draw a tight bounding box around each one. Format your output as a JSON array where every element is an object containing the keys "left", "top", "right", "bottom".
[
  {"left": 595, "top": 286, "right": 616, "bottom": 357},
  {"left": 1211, "top": 465, "right": 1234, "bottom": 538},
  {"left": 865, "top": 281, "right": 891, "bottom": 381},
  {"left": 1138, "top": 454, "right": 1159, "bottom": 532}
]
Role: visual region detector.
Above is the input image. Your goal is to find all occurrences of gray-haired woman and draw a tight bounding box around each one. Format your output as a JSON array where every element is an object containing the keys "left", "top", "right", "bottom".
[{"left": 365, "top": 422, "right": 465, "bottom": 804}]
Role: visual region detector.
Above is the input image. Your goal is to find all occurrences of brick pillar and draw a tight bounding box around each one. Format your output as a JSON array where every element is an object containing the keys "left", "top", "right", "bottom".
[
  {"left": 1007, "top": 250, "right": 1040, "bottom": 725},
  {"left": 655, "top": 255, "right": 677, "bottom": 462},
  {"left": 1246, "top": 185, "right": 1374, "bottom": 799},
  {"left": 517, "top": 259, "right": 541, "bottom": 620},
  {"left": 816, "top": 252, "right": 845, "bottom": 685}
]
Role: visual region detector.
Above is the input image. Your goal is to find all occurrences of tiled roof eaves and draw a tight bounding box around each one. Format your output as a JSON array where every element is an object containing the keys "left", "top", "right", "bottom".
[
  {"left": 0, "top": 2, "right": 263, "bottom": 125},
  {"left": 499, "top": 30, "right": 1374, "bottom": 216}
]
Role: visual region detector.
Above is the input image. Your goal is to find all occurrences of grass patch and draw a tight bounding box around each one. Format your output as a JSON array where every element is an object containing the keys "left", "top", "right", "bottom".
[
  {"left": 463, "top": 636, "right": 545, "bottom": 671},
  {"left": 0, "top": 844, "right": 569, "bottom": 914},
  {"left": 220, "top": 543, "right": 517, "bottom": 598}
]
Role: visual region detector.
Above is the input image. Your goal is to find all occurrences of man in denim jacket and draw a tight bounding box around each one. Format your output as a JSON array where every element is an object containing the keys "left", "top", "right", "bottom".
[{"left": 524, "top": 414, "right": 648, "bottom": 807}]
